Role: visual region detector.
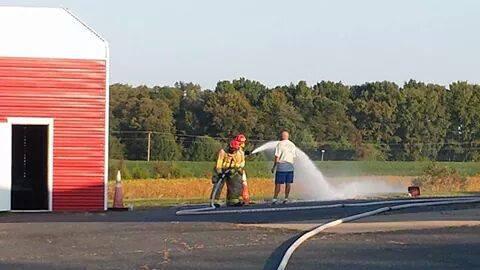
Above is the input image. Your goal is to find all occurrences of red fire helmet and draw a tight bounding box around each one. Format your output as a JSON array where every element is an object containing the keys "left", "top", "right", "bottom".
[
  {"left": 229, "top": 140, "right": 241, "bottom": 151},
  {"left": 235, "top": 134, "right": 247, "bottom": 143}
]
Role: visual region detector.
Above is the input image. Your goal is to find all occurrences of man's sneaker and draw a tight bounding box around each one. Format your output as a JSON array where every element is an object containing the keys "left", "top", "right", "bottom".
[
  {"left": 271, "top": 199, "right": 278, "bottom": 205},
  {"left": 213, "top": 203, "right": 220, "bottom": 208},
  {"left": 282, "top": 198, "right": 289, "bottom": 204}
]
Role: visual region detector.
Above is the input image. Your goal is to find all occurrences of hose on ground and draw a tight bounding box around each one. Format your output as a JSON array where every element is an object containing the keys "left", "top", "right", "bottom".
[
  {"left": 275, "top": 196, "right": 480, "bottom": 270},
  {"left": 175, "top": 196, "right": 478, "bottom": 215}
]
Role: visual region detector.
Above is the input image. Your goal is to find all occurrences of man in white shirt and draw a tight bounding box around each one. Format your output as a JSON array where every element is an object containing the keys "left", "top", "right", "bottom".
[{"left": 271, "top": 130, "right": 297, "bottom": 204}]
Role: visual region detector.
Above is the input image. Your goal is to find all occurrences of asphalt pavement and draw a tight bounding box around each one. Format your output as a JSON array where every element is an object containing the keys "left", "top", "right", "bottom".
[{"left": 1, "top": 198, "right": 479, "bottom": 270}]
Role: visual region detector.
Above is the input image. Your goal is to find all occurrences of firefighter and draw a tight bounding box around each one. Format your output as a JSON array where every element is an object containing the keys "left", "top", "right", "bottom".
[
  {"left": 210, "top": 139, "right": 245, "bottom": 207},
  {"left": 234, "top": 134, "right": 252, "bottom": 204}
]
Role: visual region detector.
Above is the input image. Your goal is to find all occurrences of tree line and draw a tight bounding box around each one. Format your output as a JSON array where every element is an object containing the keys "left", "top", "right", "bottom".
[{"left": 109, "top": 79, "right": 480, "bottom": 161}]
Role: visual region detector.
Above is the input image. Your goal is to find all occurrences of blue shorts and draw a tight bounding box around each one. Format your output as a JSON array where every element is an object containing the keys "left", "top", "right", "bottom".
[{"left": 275, "top": 171, "right": 294, "bottom": 184}]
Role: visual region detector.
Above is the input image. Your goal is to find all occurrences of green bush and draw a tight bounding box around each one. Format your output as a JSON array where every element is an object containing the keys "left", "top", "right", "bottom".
[
  {"left": 151, "top": 134, "right": 183, "bottom": 160},
  {"left": 355, "top": 143, "right": 386, "bottom": 161},
  {"left": 413, "top": 163, "right": 466, "bottom": 193},
  {"left": 109, "top": 136, "right": 125, "bottom": 160},
  {"left": 153, "top": 161, "right": 181, "bottom": 178},
  {"left": 131, "top": 166, "right": 151, "bottom": 179},
  {"left": 186, "top": 136, "right": 223, "bottom": 161},
  {"left": 292, "top": 129, "right": 317, "bottom": 151}
]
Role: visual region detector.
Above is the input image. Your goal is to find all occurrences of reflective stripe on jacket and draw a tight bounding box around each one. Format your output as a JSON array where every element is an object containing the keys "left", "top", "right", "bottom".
[{"left": 215, "top": 149, "right": 245, "bottom": 173}]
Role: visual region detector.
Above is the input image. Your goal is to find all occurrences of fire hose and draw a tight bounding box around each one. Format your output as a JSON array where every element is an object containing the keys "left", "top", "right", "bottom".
[
  {"left": 175, "top": 193, "right": 480, "bottom": 269},
  {"left": 210, "top": 169, "right": 230, "bottom": 208},
  {"left": 174, "top": 169, "right": 231, "bottom": 215},
  {"left": 175, "top": 196, "right": 479, "bottom": 215},
  {"left": 275, "top": 196, "right": 480, "bottom": 270}
]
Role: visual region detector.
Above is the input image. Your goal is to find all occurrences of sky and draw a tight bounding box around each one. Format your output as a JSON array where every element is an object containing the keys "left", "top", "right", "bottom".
[{"left": 4, "top": 0, "right": 480, "bottom": 89}]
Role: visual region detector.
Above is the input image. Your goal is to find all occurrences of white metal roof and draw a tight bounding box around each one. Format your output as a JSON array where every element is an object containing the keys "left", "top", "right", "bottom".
[{"left": 0, "top": 6, "right": 107, "bottom": 60}]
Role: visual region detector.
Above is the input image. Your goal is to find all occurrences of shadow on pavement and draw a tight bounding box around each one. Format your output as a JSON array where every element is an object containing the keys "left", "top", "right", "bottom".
[
  {"left": 262, "top": 232, "right": 303, "bottom": 270},
  {"left": 1, "top": 199, "right": 479, "bottom": 224}
]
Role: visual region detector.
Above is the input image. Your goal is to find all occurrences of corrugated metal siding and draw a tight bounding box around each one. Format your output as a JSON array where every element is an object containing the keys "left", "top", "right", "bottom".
[{"left": 0, "top": 57, "right": 106, "bottom": 211}]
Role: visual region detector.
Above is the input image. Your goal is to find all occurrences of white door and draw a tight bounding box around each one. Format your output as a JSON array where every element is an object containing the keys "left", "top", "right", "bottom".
[{"left": 0, "top": 123, "right": 11, "bottom": 211}]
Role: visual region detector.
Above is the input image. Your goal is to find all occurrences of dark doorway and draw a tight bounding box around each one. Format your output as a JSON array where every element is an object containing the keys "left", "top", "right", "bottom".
[{"left": 11, "top": 125, "right": 49, "bottom": 210}]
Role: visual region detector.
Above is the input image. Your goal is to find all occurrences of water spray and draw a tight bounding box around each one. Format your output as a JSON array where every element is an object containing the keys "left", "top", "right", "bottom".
[{"left": 250, "top": 141, "right": 405, "bottom": 201}]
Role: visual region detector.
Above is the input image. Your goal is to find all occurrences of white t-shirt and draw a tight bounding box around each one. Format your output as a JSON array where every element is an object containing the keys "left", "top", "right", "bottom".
[{"left": 275, "top": 140, "right": 297, "bottom": 171}]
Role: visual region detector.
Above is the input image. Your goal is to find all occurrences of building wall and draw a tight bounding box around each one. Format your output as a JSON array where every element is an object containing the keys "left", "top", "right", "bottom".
[{"left": 0, "top": 57, "right": 106, "bottom": 211}]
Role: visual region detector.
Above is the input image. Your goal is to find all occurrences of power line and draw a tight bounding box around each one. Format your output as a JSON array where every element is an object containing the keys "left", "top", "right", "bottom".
[
  {"left": 111, "top": 130, "right": 480, "bottom": 146},
  {"left": 110, "top": 130, "right": 267, "bottom": 142}
]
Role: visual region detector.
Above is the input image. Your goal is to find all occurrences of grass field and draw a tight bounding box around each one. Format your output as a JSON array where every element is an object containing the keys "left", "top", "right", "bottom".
[{"left": 110, "top": 160, "right": 480, "bottom": 180}]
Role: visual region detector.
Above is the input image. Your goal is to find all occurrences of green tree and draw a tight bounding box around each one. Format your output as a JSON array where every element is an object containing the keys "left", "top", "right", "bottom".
[
  {"left": 350, "top": 81, "right": 401, "bottom": 157},
  {"left": 110, "top": 85, "right": 176, "bottom": 160},
  {"left": 175, "top": 82, "right": 209, "bottom": 136},
  {"left": 445, "top": 82, "right": 480, "bottom": 161},
  {"left": 309, "top": 96, "right": 356, "bottom": 145},
  {"left": 151, "top": 134, "right": 183, "bottom": 161},
  {"left": 109, "top": 83, "right": 131, "bottom": 131},
  {"left": 309, "top": 81, "right": 358, "bottom": 158},
  {"left": 232, "top": 78, "right": 268, "bottom": 107},
  {"left": 204, "top": 90, "right": 258, "bottom": 137},
  {"left": 151, "top": 86, "right": 183, "bottom": 114},
  {"left": 285, "top": 81, "right": 314, "bottom": 118},
  {"left": 215, "top": 80, "right": 236, "bottom": 93},
  {"left": 108, "top": 135, "right": 125, "bottom": 159},
  {"left": 108, "top": 78, "right": 480, "bottom": 162},
  {"left": 187, "top": 136, "right": 224, "bottom": 161},
  {"left": 395, "top": 80, "right": 449, "bottom": 160},
  {"left": 291, "top": 128, "right": 317, "bottom": 150},
  {"left": 313, "top": 81, "right": 350, "bottom": 105},
  {"left": 257, "top": 89, "right": 304, "bottom": 139}
]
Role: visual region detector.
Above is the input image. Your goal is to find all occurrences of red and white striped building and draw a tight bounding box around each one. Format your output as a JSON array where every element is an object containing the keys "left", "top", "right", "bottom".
[{"left": 0, "top": 7, "right": 109, "bottom": 211}]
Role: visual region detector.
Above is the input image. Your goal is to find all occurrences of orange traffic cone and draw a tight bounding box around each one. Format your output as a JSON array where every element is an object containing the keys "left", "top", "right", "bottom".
[
  {"left": 110, "top": 170, "right": 129, "bottom": 211},
  {"left": 242, "top": 172, "right": 252, "bottom": 205},
  {"left": 242, "top": 181, "right": 250, "bottom": 204}
]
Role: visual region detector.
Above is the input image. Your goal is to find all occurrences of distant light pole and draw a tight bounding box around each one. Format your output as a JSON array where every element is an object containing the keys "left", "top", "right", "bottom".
[
  {"left": 147, "top": 131, "right": 152, "bottom": 161},
  {"left": 321, "top": 149, "right": 325, "bottom": 161}
]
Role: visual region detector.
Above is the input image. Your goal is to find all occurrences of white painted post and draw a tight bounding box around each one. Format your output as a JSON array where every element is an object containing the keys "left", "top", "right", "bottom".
[{"left": 147, "top": 131, "right": 152, "bottom": 161}]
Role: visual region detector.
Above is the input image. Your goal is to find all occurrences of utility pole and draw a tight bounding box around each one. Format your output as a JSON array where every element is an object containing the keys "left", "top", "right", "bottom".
[{"left": 147, "top": 131, "right": 152, "bottom": 161}]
